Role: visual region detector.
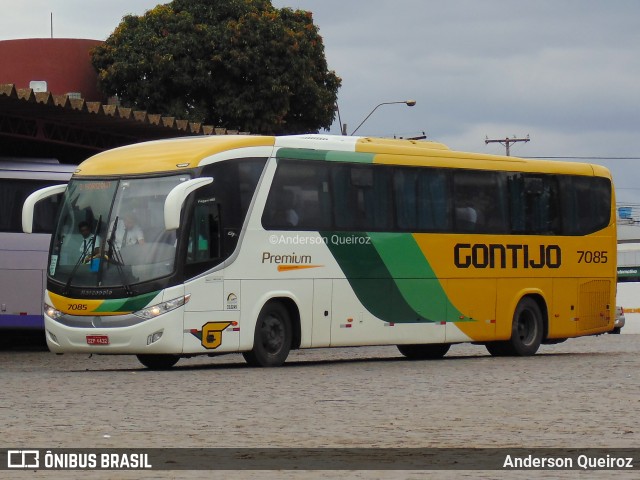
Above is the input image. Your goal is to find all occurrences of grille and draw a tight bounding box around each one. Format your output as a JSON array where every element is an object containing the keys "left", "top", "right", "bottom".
[{"left": 578, "top": 280, "right": 611, "bottom": 331}]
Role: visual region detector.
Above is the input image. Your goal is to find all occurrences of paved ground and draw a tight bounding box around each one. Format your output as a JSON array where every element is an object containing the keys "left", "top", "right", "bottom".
[{"left": 1, "top": 332, "right": 638, "bottom": 479}]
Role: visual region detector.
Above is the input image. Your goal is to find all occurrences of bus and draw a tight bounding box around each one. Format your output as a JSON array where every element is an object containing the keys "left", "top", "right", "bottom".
[
  {"left": 617, "top": 242, "right": 640, "bottom": 334},
  {"left": 1, "top": 159, "right": 74, "bottom": 329},
  {"left": 21, "top": 135, "right": 617, "bottom": 369}
]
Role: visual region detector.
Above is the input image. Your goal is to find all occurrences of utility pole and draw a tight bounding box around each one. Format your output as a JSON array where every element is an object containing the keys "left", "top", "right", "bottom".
[{"left": 485, "top": 134, "right": 530, "bottom": 156}]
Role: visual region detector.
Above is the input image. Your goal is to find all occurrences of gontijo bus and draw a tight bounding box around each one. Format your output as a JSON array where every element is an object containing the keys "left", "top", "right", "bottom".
[{"left": 22, "top": 135, "right": 617, "bottom": 369}]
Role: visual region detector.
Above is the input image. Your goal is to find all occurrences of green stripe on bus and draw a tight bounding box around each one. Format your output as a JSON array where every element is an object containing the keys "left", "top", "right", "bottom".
[
  {"left": 276, "top": 148, "right": 374, "bottom": 163},
  {"left": 94, "top": 291, "right": 160, "bottom": 313},
  {"left": 368, "top": 233, "right": 466, "bottom": 323},
  {"left": 321, "top": 231, "right": 434, "bottom": 323}
]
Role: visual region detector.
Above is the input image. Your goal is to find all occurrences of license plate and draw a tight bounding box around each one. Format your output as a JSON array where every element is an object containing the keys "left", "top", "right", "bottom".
[{"left": 86, "top": 335, "right": 109, "bottom": 345}]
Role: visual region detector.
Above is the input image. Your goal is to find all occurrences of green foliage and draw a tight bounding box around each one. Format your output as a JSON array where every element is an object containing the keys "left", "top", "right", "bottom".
[{"left": 91, "top": 0, "right": 341, "bottom": 134}]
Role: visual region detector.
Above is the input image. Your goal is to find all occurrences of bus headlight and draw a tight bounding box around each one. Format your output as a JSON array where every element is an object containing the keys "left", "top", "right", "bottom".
[
  {"left": 44, "top": 303, "right": 64, "bottom": 320},
  {"left": 133, "top": 294, "right": 191, "bottom": 320}
]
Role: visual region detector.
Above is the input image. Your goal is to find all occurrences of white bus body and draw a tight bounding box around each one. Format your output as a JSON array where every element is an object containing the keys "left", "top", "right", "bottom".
[{"left": 1, "top": 160, "right": 74, "bottom": 329}]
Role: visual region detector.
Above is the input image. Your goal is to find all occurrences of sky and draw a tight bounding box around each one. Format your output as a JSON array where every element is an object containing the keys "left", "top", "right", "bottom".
[{"left": 1, "top": 0, "right": 639, "bottom": 202}]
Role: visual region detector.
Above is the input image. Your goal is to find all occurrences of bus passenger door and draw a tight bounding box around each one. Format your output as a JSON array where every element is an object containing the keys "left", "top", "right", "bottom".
[{"left": 311, "top": 279, "right": 332, "bottom": 347}]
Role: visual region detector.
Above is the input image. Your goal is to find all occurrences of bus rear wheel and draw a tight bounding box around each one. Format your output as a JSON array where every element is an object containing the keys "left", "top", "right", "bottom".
[
  {"left": 243, "top": 302, "right": 292, "bottom": 367},
  {"left": 136, "top": 354, "right": 180, "bottom": 370},
  {"left": 397, "top": 343, "right": 450, "bottom": 360},
  {"left": 486, "top": 297, "right": 543, "bottom": 357}
]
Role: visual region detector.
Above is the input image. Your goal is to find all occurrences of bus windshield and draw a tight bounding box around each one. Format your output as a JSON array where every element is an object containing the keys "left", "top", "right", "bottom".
[{"left": 50, "top": 174, "right": 190, "bottom": 288}]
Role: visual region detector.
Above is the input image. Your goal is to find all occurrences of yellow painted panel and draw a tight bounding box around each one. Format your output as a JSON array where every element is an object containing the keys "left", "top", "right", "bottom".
[
  {"left": 446, "top": 278, "right": 497, "bottom": 341},
  {"left": 75, "top": 136, "right": 275, "bottom": 176},
  {"left": 550, "top": 278, "right": 578, "bottom": 338}
]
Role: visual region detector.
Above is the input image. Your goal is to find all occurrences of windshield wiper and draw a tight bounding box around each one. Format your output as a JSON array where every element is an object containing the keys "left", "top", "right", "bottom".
[{"left": 103, "top": 216, "right": 133, "bottom": 296}]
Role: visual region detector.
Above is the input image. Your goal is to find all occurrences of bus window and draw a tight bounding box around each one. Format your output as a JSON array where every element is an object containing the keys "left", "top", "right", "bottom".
[
  {"left": 509, "top": 174, "right": 560, "bottom": 235},
  {"left": 453, "top": 170, "right": 508, "bottom": 233},
  {"left": 560, "top": 176, "right": 611, "bottom": 235},
  {"left": 185, "top": 158, "right": 266, "bottom": 275},
  {"left": 187, "top": 200, "right": 218, "bottom": 263},
  {"left": 332, "top": 164, "right": 392, "bottom": 231},
  {"left": 263, "top": 160, "right": 332, "bottom": 230},
  {"left": 394, "top": 167, "right": 450, "bottom": 232},
  {"left": 0, "top": 179, "right": 64, "bottom": 233}
]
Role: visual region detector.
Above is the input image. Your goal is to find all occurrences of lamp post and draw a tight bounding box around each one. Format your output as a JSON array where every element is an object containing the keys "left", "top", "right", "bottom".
[{"left": 349, "top": 100, "right": 416, "bottom": 136}]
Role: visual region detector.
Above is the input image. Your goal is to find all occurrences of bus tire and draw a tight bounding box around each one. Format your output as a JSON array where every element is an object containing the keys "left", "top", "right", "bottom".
[
  {"left": 243, "top": 302, "right": 292, "bottom": 367},
  {"left": 486, "top": 298, "right": 544, "bottom": 357},
  {"left": 136, "top": 354, "right": 180, "bottom": 370},
  {"left": 397, "top": 343, "right": 450, "bottom": 360},
  {"left": 502, "top": 297, "right": 544, "bottom": 356}
]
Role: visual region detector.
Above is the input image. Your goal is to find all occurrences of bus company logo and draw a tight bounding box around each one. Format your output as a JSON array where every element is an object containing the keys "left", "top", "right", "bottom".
[
  {"left": 80, "top": 289, "right": 113, "bottom": 296},
  {"left": 261, "top": 251, "right": 324, "bottom": 272},
  {"left": 7, "top": 450, "right": 40, "bottom": 469},
  {"left": 200, "top": 322, "right": 232, "bottom": 349},
  {"left": 226, "top": 293, "right": 238, "bottom": 310},
  {"left": 454, "top": 243, "right": 562, "bottom": 269},
  {"left": 262, "top": 252, "right": 312, "bottom": 265}
]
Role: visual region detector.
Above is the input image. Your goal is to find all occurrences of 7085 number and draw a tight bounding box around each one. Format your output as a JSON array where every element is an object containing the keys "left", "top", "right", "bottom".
[{"left": 577, "top": 250, "right": 608, "bottom": 263}]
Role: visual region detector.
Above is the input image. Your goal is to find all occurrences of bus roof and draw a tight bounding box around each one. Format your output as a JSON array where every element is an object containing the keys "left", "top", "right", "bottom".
[
  {"left": 0, "top": 159, "right": 75, "bottom": 177},
  {"left": 72, "top": 134, "right": 609, "bottom": 178},
  {"left": 74, "top": 135, "right": 277, "bottom": 176}
]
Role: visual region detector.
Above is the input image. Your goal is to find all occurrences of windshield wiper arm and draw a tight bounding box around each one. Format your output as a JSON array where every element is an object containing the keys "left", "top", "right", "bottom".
[
  {"left": 102, "top": 216, "right": 133, "bottom": 296},
  {"left": 106, "top": 237, "right": 132, "bottom": 296}
]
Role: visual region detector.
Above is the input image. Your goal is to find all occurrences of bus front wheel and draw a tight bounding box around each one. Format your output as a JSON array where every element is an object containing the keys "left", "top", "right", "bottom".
[
  {"left": 397, "top": 343, "right": 450, "bottom": 360},
  {"left": 243, "top": 302, "right": 292, "bottom": 367},
  {"left": 486, "top": 297, "right": 543, "bottom": 357},
  {"left": 136, "top": 354, "right": 180, "bottom": 370}
]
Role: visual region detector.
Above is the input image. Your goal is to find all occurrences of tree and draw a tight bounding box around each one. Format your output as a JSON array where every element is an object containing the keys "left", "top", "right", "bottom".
[{"left": 91, "top": 0, "right": 341, "bottom": 134}]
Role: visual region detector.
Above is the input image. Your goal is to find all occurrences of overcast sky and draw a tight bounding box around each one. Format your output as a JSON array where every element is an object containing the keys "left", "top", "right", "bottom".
[{"left": 1, "top": 0, "right": 639, "bottom": 201}]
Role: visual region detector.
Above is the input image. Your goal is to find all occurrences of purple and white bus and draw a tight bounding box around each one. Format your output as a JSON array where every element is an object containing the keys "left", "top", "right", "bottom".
[{"left": 0, "top": 159, "right": 74, "bottom": 329}]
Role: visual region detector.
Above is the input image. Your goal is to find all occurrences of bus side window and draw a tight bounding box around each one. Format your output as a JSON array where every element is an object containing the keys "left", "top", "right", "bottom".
[
  {"left": 0, "top": 179, "right": 64, "bottom": 233},
  {"left": 453, "top": 170, "right": 508, "bottom": 234},
  {"left": 394, "top": 167, "right": 450, "bottom": 232},
  {"left": 332, "top": 164, "right": 391, "bottom": 231},
  {"left": 509, "top": 174, "right": 560, "bottom": 235},
  {"left": 560, "top": 176, "right": 611, "bottom": 235},
  {"left": 186, "top": 202, "right": 218, "bottom": 263},
  {"left": 33, "top": 193, "right": 64, "bottom": 233},
  {"left": 185, "top": 158, "right": 267, "bottom": 275},
  {"left": 263, "top": 160, "right": 332, "bottom": 230}
]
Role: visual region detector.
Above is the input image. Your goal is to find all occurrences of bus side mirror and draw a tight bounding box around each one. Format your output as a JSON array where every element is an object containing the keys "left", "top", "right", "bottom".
[
  {"left": 164, "top": 177, "right": 213, "bottom": 230},
  {"left": 22, "top": 184, "right": 68, "bottom": 233}
]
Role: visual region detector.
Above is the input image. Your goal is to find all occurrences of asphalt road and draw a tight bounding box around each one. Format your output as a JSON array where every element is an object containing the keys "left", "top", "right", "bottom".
[{"left": 1, "top": 332, "right": 638, "bottom": 479}]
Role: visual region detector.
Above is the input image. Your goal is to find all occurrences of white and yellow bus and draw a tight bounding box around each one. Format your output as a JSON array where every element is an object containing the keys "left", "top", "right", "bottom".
[{"left": 22, "top": 135, "right": 617, "bottom": 369}]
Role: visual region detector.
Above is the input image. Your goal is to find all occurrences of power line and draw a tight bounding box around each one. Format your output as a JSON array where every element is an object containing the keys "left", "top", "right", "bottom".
[{"left": 485, "top": 135, "right": 530, "bottom": 156}]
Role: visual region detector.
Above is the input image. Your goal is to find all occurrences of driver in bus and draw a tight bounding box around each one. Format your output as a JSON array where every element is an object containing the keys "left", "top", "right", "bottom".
[{"left": 78, "top": 221, "right": 101, "bottom": 263}]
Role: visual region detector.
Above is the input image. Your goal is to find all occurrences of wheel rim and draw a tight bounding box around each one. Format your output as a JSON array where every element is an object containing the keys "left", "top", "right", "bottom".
[
  {"left": 260, "top": 313, "right": 284, "bottom": 354},
  {"left": 517, "top": 308, "right": 537, "bottom": 346}
]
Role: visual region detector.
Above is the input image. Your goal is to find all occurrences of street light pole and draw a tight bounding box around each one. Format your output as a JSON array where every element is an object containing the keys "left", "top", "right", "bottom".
[{"left": 350, "top": 100, "right": 416, "bottom": 136}]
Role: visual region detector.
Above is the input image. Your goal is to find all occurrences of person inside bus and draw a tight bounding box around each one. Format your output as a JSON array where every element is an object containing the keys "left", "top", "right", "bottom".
[
  {"left": 112, "top": 214, "right": 145, "bottom": 249},
  {"left": 455, "top": 205, "right": 478, "bottom": 231},
  {"left": 78, "top": 221, "right": 101, "bottom": 263}
]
